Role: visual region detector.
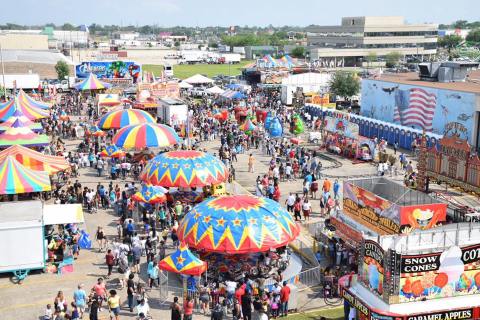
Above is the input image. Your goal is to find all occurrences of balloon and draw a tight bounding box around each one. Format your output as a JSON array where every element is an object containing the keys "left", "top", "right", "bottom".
[
  {"left": 293, "top": 115, "right": 305, "bottom": 135},
  {"left": 269, "top": 117, "right": 283, "bottom": 137},
  {"left": 265, "top": 113, "right": 273, "bottom": 130}
]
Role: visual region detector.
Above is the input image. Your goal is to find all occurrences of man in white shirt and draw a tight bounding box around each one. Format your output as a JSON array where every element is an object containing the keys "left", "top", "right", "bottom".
[{"left": 285, "top": 193, "right": 295, "bottom": 213}]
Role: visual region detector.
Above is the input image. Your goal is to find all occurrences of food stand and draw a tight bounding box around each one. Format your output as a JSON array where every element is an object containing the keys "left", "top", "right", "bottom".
[{"left": 0, "top": 201, "right": 86, "bottom": 281}]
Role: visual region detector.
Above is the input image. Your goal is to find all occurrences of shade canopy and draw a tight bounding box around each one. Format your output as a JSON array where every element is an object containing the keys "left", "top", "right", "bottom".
[
  {"left": 141, "top": 150, "right": 228, "bottom": 188},
  {"left": 206, "top": 86, "right": 225, "bottom": 95},
  {"left": 99, "top": 145, "right": 125, "bottom": 158},
  {"left": 0, "top": 119, "right": 49, "bottom": 148},
  {"left": 74, "top": 73, "right": 111, "bottom": 91},
  {"left": 0, "top": 109, "right": 43, "bottom": 133},
  {"left": 43, "top": 204, "right": 84, "bottom": 225},
  {"left": 178, "top": 195, "right": 300, "bottom": 254},
  {"left": 178, "top": 81, "right": 193, "bottom": 89},
  {"left": 131, "top": 184, "right": 168, "bottom": 204},
  {"left": 98, "top": 94, "right": 121, "bottom": 106},
  {"left": 0, "top": 145, "right": 70, "bottom": 174},
  {"left": 0, "top": 156, "right": 51, "bottom": 194},
  {"left": 97, "top": 108, "right": 155, "bottom": 129},
  {"left": 221, "top": 90, "right": 247, "bottom": 100},
  {"left": 113, "top": 123, "right": 181, "bottom": 150},
  {"left": 159, "top": 243, "right": 207, "bottom": 276},
  {"left": 184, "top": 74, "right": 214, "bottom": 85}
]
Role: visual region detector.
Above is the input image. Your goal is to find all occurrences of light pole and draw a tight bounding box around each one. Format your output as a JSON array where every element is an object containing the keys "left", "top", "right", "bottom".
[{"left": 0, "top": 43, "right": 6, "bottom": 96}]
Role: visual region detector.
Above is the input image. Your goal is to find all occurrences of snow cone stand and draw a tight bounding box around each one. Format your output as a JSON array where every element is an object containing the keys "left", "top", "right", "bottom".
[{"left": 337, "top": 178, "right": 480, "bottom": 319}]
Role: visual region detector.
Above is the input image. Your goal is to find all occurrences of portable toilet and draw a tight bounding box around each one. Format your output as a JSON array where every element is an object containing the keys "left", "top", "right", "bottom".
[
  {"left": 405, "top": 130, "right": 413, "bottom": 150},
  {"left": 399, "top": 129, "right": 407, "bottom": 148},
  {"left": 387, "top": 126, "right": 395, "bottom": 144}
]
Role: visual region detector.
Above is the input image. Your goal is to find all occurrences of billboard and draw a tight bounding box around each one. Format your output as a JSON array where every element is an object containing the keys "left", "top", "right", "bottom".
[
  {"left": 324, "top": 116, "right": 359, "bottom": 139},
  {"left": 343, "top": 182, "right": 447, "bottom": 235},
  {"left": 399, "top": 243, "right": 480, "bottom": 302},
  {"left": 75, "top": 61, "right": 142, "bottom": 83},
  {"left": 361, "top": 79, "right": 476, "bottom": 143},
  {"left": 343, "top": 182, "right": 401, "bottom": 235}
]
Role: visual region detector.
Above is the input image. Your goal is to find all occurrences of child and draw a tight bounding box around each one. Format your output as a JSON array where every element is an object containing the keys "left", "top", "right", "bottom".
[
  {"left": 44, "top": 304, "right": 53, "bottom": 320},
  {"left": 270, "top": 294, "right": 280, "bottom": 318}
]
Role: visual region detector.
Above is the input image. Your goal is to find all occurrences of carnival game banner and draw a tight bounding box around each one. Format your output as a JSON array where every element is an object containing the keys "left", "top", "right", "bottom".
[
  {"left": 343, "top": 182, "right": 401, "bottom": 235},
  {"left": 324, "top": 116, "right": 359, "bottom": 139},
  {"left": 138, "top": 82, "right": 180, "bottom": 99},
  {"left": 361, "top": 240, "right": 385, "bottom": 298},
  {"left": 76, "top": 61, "right": 141, "bottom": 83},
  {"left": 399, "top": 244, "right": 480, "bottom": 302}
]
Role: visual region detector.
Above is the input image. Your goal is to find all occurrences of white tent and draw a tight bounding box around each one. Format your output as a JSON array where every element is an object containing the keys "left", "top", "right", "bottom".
[
  {"left": 178, "top": 81, "right": 193, "bottom": 89},
  {"left": 43, "top": 204, "right": 85, "bottom": 226},
  {"left": 206, "top": 86, "right": 225, "bottom": 95},
  {"left": 184, "top": 74, "right": 214, "bottom": 85}
]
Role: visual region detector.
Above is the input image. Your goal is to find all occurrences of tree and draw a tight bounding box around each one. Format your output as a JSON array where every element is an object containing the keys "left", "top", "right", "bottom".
[
  {"left": 453, "top": 20, "right": 468, "bottom": 29},
  {"left": 174, "top": 41, "right": 180, "bottom": 48},
  {"left": 61, "top": 23, "right": 76, "bottom": 31},
  {"left": 438, "top": 35, "right": 462, "bottom": 48},
  {"left": 466, "top": 29, "right": 480, "bottom": 44},
  {"left": 209, "top": 42, "right": 219, "bottom": 49},
  {"left": 290, "top": 47, "right": 305, "bottom": 58},
  {"left": 366, "top": 52, "right": 377, "bottom": 68},
  {"left": 385, "top": 51, "right": 402, "bottom": 68},
  {"left": 329, "top": 71, "right": 360, "bottom": 101},
  {"left": 55, "top": 60, "right": 70, "bottom": 80}
]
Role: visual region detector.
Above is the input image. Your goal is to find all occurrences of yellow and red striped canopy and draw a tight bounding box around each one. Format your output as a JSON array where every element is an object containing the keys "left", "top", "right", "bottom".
[{"left": 0, "top": 156, "right": 51, "bottom": 194}]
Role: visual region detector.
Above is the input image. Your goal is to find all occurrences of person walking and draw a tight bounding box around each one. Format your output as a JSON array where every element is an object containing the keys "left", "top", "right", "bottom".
[
  {"left": 105, "top": 249, "right": 115, "bottom": 278},
  {"left": 73, "top": 284, "right": 87, "bottom": 319},
  {"left": 127, "top": 273, "right": 136, "bottom": 312},
  {"left": 241, "top": 292, "right": 252, "bottom": 320},
  {"left": 107, "top": 290, "right": 121, "bottom": 320},
  {"left": 248, "top": 154, "right": 255, "bottom": 173},
  {"left": 183, "top": 296, "right": 194, "bottom": 320}
]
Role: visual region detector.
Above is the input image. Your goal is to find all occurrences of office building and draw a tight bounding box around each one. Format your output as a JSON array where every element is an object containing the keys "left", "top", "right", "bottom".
[{"left": 307, "top": 16, "right": 438, "bottom": 67}]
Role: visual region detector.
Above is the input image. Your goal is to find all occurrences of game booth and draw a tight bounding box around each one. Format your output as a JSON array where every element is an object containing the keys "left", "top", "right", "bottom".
[
  {"left": 303, "top": 106, "right": 443, "bottom": 152},
  {"left": 322, "top": 115, "right": 376, "bottom": 161}
]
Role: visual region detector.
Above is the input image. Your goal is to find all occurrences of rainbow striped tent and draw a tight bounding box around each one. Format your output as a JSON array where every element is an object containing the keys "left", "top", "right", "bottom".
[
  {"left": 0, "top": 156, "right": 51, "bottom": 194},
  {"left": 0, "top": 145, "right": 69, "bottom": 174},
  {"left": 0, "top": 109, "right": 43, "bottom": 133},
  {"left": 0, "top": 97, "right": 49, "bottom": 121},
  {"left": 0, "top": 119, "right": 49, "bottom": 148},
  {"left": 74, "top": 73, "right": 111, "bottom": 91},
  {"left": 17, "top": 90, "right": 50, "bottom": 110}
]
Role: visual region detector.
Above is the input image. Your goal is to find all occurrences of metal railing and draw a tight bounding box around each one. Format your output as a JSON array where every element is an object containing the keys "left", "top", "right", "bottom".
[{"left": 297, "top": 265, "right": 322, "bottom": 289}]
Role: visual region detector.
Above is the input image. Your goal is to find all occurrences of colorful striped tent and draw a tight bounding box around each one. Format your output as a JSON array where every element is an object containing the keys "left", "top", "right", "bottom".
[
  {"left": 0, "top": 156, "right": 51, "bottom": 194},
  {"left": 0, "top": 119, "right": 49, "bottom": 148},
  {"left": 159, "top": 243, "right": 207, "bottom": 276},
  {"left": 17, "top": 90, "right": 51, "bottom": 110},
  {"left": 0, "top": 97, "right": 49, "bottom": 121},
  {"left": 112, "top": 123, "right": 181, "bottom": 150},
  {"left": 0, "top": 109, "right": 43, "bottom": 133},
  {"left": 131, "top": 184, "right": 168, "bottom": 204},
  {"left": 74, "top": 73, "right": 111, "bottom": 91},
  {"left": 0, "top": 145, "right": 69, "bottom": 174}
]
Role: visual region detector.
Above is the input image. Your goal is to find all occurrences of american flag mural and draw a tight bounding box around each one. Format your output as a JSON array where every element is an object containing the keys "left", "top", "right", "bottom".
[{"left": 394, "top": 88, "right": 437, "bottom": 131}]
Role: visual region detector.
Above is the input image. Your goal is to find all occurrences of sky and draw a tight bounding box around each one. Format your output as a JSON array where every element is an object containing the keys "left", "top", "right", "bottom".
[{"left": 0, "top": 0, "right": 478, "bottom": 27}]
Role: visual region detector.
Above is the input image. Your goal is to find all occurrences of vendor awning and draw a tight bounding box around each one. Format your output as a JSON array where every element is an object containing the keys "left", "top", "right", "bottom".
[
  {"left": 43, "top": 204, "right": 85, "bottom": 225},
  {"left": 221, "top": 90, "right": 246, "bottom": 100},
  {"left": 183, "top": 74, "right": 214, "bottom": 85}
]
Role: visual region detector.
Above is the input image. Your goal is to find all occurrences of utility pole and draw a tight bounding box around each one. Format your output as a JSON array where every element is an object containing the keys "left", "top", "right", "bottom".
[{"left": 0, "top": 43, "right": 6, "bottom": 97}]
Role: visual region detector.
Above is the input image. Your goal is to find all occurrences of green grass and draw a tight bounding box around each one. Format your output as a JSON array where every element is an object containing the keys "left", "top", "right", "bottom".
[
  {"left": 143, "top": 60, "right": 253, "bottom": 79},
  {"left": 286, "top": 307, "right": 344, "bottom": 320}
]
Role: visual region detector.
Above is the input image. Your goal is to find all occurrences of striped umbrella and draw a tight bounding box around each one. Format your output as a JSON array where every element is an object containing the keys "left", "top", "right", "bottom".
[
  {"left": 0, "top": 119, "right": 49, "bottom": 148},
  {"left": 0, "top": 156, "right": 51, "bottom": 194},
  {"left": 74, "top": 73, "right": 111, "bottom": 91},
  {"left": 112, "top": 123, "right": 181, "bottom": 150},
  {"left": 0, "top": 109, "right": 43, "bottom": 133},
  {"left": 97, "top": 109, "right": 156, "bottom": 129}
]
